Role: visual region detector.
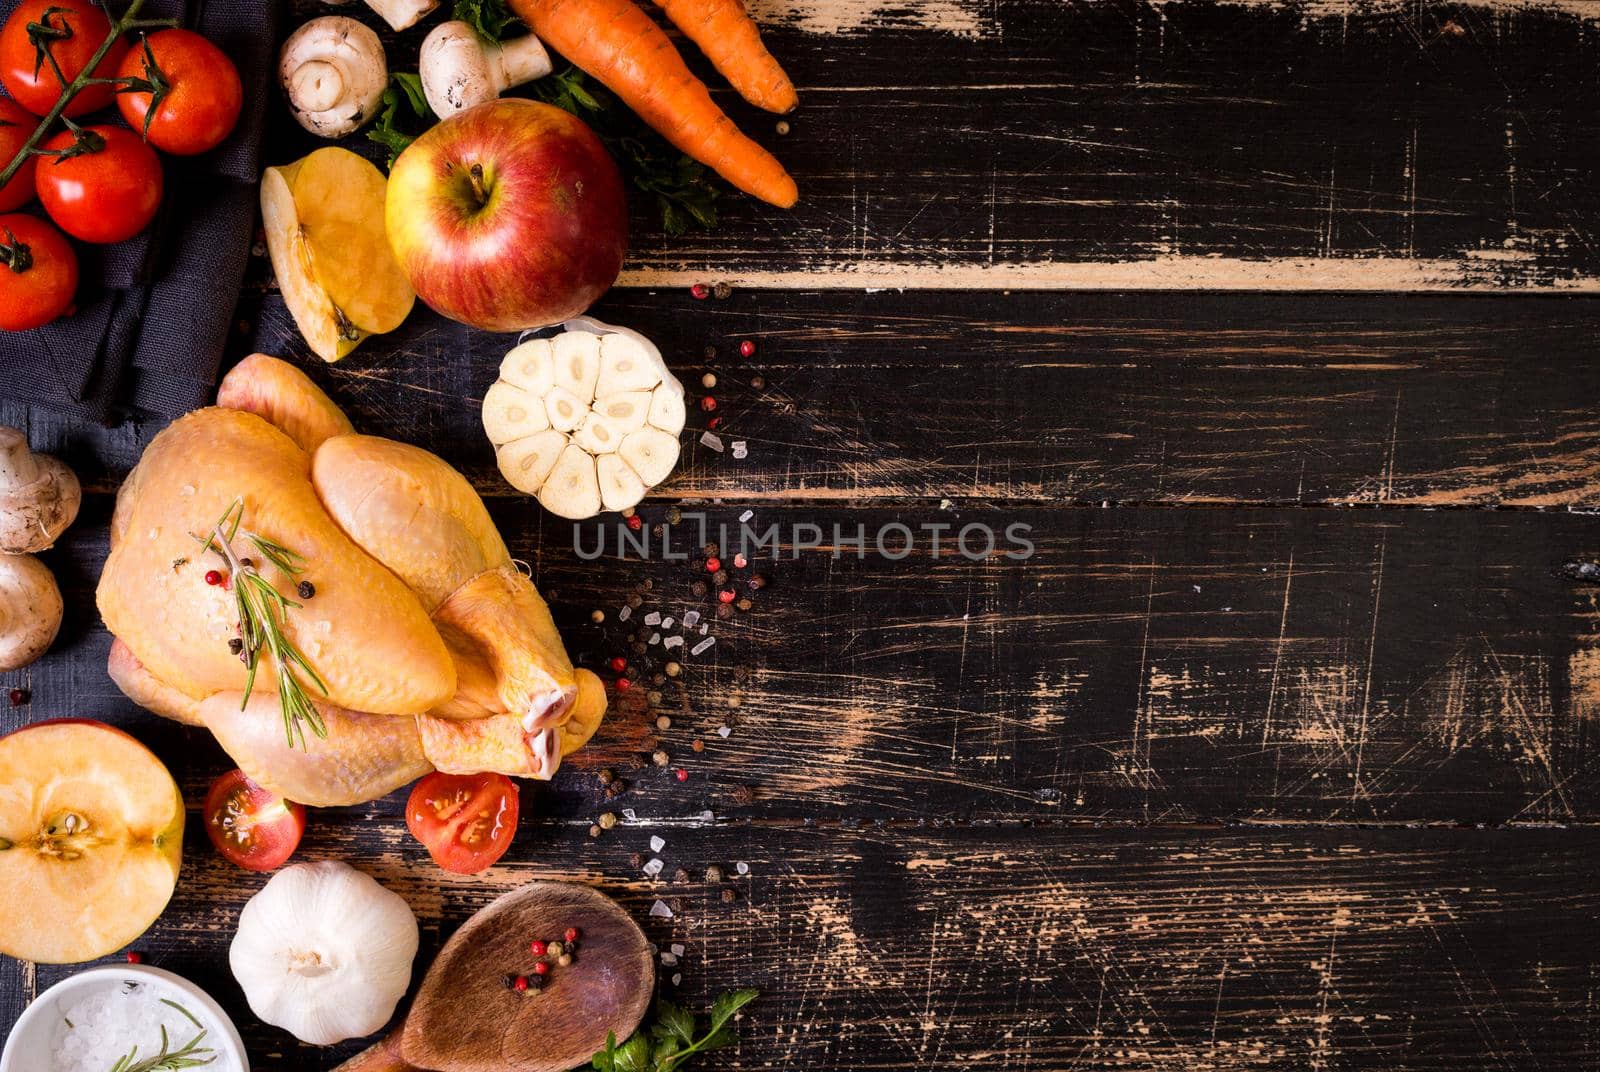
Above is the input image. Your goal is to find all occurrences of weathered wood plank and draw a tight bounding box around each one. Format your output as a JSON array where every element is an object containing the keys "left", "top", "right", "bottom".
[
  {"left": 11, "top": 497, "right": 1600, "bottom": 825},
  {"left": 20, "top": 823, "right": 1600, "bottom": 1070},
  {"left": 13, "top": 291, "right": 1600, "bottom": 508}
]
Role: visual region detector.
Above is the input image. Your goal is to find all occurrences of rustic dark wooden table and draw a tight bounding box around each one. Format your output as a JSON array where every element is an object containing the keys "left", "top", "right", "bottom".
[{"left": 9, "top": 0, "right": 1600, "bottom": 1067}]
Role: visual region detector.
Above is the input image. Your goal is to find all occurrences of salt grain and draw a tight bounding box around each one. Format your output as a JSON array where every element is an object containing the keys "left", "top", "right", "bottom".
[
  {"left": 622, "top": 808, "right": 637, "bottom": 820},
  {"left": 618, "top": 605, "right": 633, "bottom": 621},
  {"left": 739, "top": 510, "right": 753, "bottom": 523},
  {"left": 736, "top": 861, "right": 749, "bottom": 875},
  {"left": 672, "top": 973, "right": 683, "bottom": 985},
  {"left": 661, "top": 616, "right": 675, "bottom": 629},
  {"left": 650, "top": 900, "right": 674, "bottom": 919},
  {"left": 671, "top": 943, "right": 686, "bottom": 956},
  {"left": 691, "top": 637, "right": 716, "bottom": 656},
  {"left": 699, "top": 623, "right": 709, "bottom": 635},
  {"left": 731, "top": 441, "right": 748, "bottom": 460},
  {"left": 650, "top": 835, "right": 666, "bottom": 852},
  {"left": 700, "top": 432, "right": 725, "bottom": 452},
  {"left": 642, "top": 857, "right": 664, "bottom": 876},
  {"left": 663, "top": 636, "right": 684, "bottom": 649},
  {"left": 699, "top": 810, "right": 714, "bottom": 822},
  {"left": 649, "top": 632, "right": 661, "bottom": 645},
  {"left": 683, "top": 610, "right": 701, "bottom": 627},
  {"left": 660, "top": 952, "right": 679, "bottom": 966},
  {"left": 718, "top": 725, "right": 732, "bottom": 738},
  {"left": 644, "top": 611, "right": 661, "bottom": 626}
]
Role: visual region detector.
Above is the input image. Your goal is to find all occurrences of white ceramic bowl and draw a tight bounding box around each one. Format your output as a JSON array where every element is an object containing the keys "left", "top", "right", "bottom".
[{"left": 0, "top": 964, "right": 250, "bottom": 1072}]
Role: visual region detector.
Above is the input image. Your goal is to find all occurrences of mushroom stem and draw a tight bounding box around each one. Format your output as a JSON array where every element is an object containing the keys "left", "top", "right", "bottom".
[
  {"left": 0, "top": 427, "right": 39, "bottom": 488},
  {"left": 419, "top": 20, "right": 553, "bottom": 118},
  {"left": 288, "top": 61, "right": 346, "bottom": 113},
  {"left": 0, "top": 427, "right": 80, "bottom": 555},
  {"left": 363, "top": 0, "right": 438, "bottom": 32},
  {"left": 280, "top": 17, "right": 389, "bottom": 139}
]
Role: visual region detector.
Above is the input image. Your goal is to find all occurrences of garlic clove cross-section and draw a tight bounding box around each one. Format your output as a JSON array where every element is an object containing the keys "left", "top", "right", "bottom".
[
  {"left": 483, "top": 319, "right": 685, "bottom": 519},
  {"left": 230, "top": 860, "right": 419, "bottom": 1047}
]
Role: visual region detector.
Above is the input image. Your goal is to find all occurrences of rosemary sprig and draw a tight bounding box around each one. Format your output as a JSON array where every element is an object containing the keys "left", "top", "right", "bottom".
[
  {"left": 197, "top": 499, "right": 329, "bottom": 749},
  {"left": 107, "top": 1000, "right": 216, "bottom": 1072}
]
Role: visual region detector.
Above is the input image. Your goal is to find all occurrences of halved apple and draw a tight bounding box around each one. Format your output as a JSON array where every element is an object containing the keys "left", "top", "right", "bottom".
[
  {"left": 0, "top": 720, "right": 184, "bottom": 963},
  {"left": 261, "top": 147, "right": 416, "bottom": 363}
]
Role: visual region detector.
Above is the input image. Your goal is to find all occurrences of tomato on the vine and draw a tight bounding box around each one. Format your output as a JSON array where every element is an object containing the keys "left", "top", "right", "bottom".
[
  {"left": 0, "top": 214, "right": 77, "bottom": 331},
  {"left": 0, "top": 98, "right": 38, "bottom": 212},
  {"left": 36, "top": 125, "right": 162, "bottom": 244},
  {"left": 116, "top": 29, "right": 242, "bottom": 156},
  {"left": 204, "top": 769, "right": 307, "bottom": 872},
  {"left": 406, "top": 772, "right": 520, "bottom": 874},
  {"left": 0, "top": 0, "right": 130, "bottom": 117}
]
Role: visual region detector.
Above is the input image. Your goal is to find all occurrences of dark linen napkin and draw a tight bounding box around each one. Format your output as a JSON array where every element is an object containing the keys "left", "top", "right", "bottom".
[{"left": 0, "top": 0, "right": 280, "bottom": 424}]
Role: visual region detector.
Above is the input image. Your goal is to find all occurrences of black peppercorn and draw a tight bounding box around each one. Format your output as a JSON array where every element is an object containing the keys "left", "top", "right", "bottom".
[
  {"left": 630, "top": 852, "right": 644, "bottom": 868},
  {"left": 703, "top": 542, "right": 719, "bottom": 557},
  {"left": 297, "top": 580, "right": 315, "bottom": 599},
  {"left": 703, "top": 345, "right": 717, "bottom": 361},
  {"left": 598, "top": 768, "right": 615, "bottom": 786},
  {"left": 716, "top": 603, "right": 733, "bottom": 620},
  {"left": 750, "top": 375, "right": 765, "bottom": 390},
  {"left": 627, "top": 594, "right": 643, "bottom": 608},
  {"left": 730, "top": 784, "right": 755, "bottom": 805},
  {"left": 712, "top": 569, "right": 728, "bottom": 585},
  {"left": 674, "top": 868, "right": 690, "bottom": 883},
  {"left": 749, "top": 574, "right": 767, "bottom": 590},
  {"left": 503, "top": 973, "right": 521, "bottom": 989},
  {"left": 713, "top": 281, "right": 734, "bottom": 300},
  {"left": 690, "top": 581, "right": 707, "bottom": 598}
]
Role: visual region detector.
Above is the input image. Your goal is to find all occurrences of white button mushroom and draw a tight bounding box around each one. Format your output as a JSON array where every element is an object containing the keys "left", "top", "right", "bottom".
[
  {"left": 363, "top": 0, "right": 439, "bottom": 31},
  {"left": 419, "top": 20, "right": 553, "bottom": 118},
  {"left": 0, "top": 426, "right": 80, "bottom": 555},
  {"left": 0, "top": 553, "right": 62, "bottom": 672},
  {"left": 279, "top": 17, "right": 389, "bottom": 138}
]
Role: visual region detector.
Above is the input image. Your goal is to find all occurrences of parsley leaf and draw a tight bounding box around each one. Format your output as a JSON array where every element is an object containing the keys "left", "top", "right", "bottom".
[
  {"left": 594, "top": 990, "right": 757, "bottom": 1072},
  {"left": 366, "top": 72, "right": 433, "bottom": 169},
  {"left": 452, "top": 0, "right": 519, "bottom": 42}
]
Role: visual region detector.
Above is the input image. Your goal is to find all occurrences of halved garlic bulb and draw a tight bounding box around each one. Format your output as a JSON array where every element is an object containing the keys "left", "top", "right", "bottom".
[{"left": 483, "top": 319, "right": 686, "bottom": 518}]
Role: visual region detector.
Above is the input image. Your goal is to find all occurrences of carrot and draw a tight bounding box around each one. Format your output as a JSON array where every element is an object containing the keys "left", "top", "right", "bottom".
[
  {"left": 509, "top": 0, "right": 798, "bottom": 208},
  {"left": 653, "top": 0, "right": 797, "bottom": 114}
]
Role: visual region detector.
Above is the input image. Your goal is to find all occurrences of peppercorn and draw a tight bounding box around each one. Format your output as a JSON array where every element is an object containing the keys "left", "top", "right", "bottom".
[
  {"left": 739, "top": 339, "right": 756, "bottom": 357},
  {"left": 648, "top": 690, "right": 663, "bottom": 705},
  {"left": 125, "top": 951, "right": 143, "bottom": 964},
  {"left": 703, "top": 345, "right": 717, "bottom": 361},
  {"left": 674, "top": 868, "right": 690, "bottom": 883},
  {"left": 721, "top": 888, "right": 736, "bottom": 903},
  {"left": 617, "top": 678, "right": 631, "bottom": 691},
  {"left": 632, "top": 641, "right": 647, "bottom": 655},
  {"left": 705, "top": 556, "right": 721, "bottom": 572},
  {"left": 589, "top": 824, "right": 601, "bottom": 838},
  {"left": 703, "top": 542, "right": 719, "bottom": 557},
  {"left": 713, "top": 281, "right": 734, "bottom": 300},
  {"left": 705, "top": 864, "right": 723, "bottom": 882},
  {"left": 642, "top": 579, "right": 654, "bottom": 591},
  {"left": 665, "top": 661, "right": 681, "bottom": 677},
  {"left": 297, "top": 580, "right": 315, "bottom": 599},
  {"left": 558, "top": 953, "right": 573, "bottom": 967},
  {"left": 7, "top": 687, "right": 28, "bottom": 707},
  {"left": 533, "top": 962, "right": 550, "bottom": 976},
  {"left": 652, "top": 749, "right": 670, "bottom": 766},
  {"left": 731, "top": 784, "right": 755, "bottom": 805},
  {"left": 630, "top": 852, "right": 644, "bottom": 868},
  {"left": 607, "top": 781, "right": 625, "bottom": 798},
  {"left": 701, "top": 373, "right": 717, "bottom": 389},
  {"left": 598, "top": 768, "right": 615, "bottom": 785},
  {"left": 751, "top": 375, "right": 766, "bottom": 389},
  {"left": 775, "top": 120, "right": 790, "bottom": 136},
  {"left": 204, "top": 569, "right": 224, "bottom": 586},
  {"left": 734, "top": 666, "right": 750, "bottom": 682},
  {"left": 514, "top": 975, "right": 530, "bottom": 991},
  {"left": 627, "top": 593, "right": 643, "bottom": 608},
  {"left": 599, "top": 812, "right": 618, "bottom": 829},
  {"left": 708, "top": 416, "right": 722, "bottom": 430},
  {"left": 530, "top": 939, "right": 547, "bottom": 956},
  {"left": 676, "top": 768, "right": 689, "bottom": 782},
  {"left": 749, "top": 574, "right": 767, "bottom": 589},
  {"left": 667, "top": 507, "right": 682, "bottom": 524},
  {"left": 656, "top": 715, "right": 672, "bottom": 730},
  {"left": 610, "top": 656, "right": 628, "bottom": 673},
  {"left": 691, "top": 581, "right": 707, "bottom": 597},
  {"left": 504, "top": 973, "right": 521, "bottom": 989},
  {"left": 692, "top": 738, "right": 705, "bottom": 752},
  {"left": 590, "top": 609, "right": 605, "bottom": 623},
  {"left": 713, "top": 570, "right": 729, "bottom": 585},
  {"left": 548, "top": 941, "right": 564, "bottom": 957},
  {"left": 737, "top": 598, "right": 752, "bottom": 611},
  {"left": 717, "top": 603, "right": 734, "bottom": 620},
  {"left": 700, "top": 396, "right": 717, "bottom": 412},
  {"left": 733, "top": 553, "right": 748, "bottom": 569},
  {"left": 627, "top": 514, "right": 643, "bottom": 531},
  {"left": 728, "top": 695, "right": 742, "bottom": 709},
  {"left": 690, "top": 283, "right": 709, "bottom": 300}
]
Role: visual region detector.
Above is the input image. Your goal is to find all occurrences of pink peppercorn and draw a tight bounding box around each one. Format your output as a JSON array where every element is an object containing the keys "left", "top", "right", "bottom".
[
  {"left": 533, "top": 961, "right": 550, "bottom": 976},
  {"left": 514, "top": 975, "right": 530, "bottom": 991},
  {"left": 617, "top": 677, "right": 631, "bottom": 691},
  {"left": 733, "top": 553, "right": 747, "bottom": 568},
  {"left": 700, "top": 396, "right": 717, "bottom": 412},
  {"left": 204, "top": 569, "right": 224, "bottom": 586},
  {"left": 610, "top": 656, "right": 627, "bottom": 672},
  {"left": 718, "top": 589, "right": 736, "bottom": 604},
  {"left": 627, "top": 514, "right": 643, "bottom": 531},
  {"left": 530, "top": 939, "right": 547, "bottom": 956},
  {"left": 565, "top": 926, "right": 580, "bottom": 942},
  {"left": 691, "top": 283, "right": 709, "bottom": 300},
  {"left": 676, "top": 768, "right": 689, "bottom": 782},
  {"left": 739, "top": 339, "right": 756, "bottom": 357}
]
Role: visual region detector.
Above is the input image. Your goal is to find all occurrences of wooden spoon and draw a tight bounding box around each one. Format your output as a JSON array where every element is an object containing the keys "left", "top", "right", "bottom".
[{"left": 334, "top": 881, "right": 654, "bottom": 1072}]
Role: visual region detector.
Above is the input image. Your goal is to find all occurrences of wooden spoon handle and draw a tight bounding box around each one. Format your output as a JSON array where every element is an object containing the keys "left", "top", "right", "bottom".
[{"left": 329, "top": 1029, "right": 417, "bottom": 1072}]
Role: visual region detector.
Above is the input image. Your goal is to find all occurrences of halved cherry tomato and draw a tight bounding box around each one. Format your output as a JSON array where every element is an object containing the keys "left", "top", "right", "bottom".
[
  {"left": 0, "top": 213, "right": 77, "bottom": 330},
  {"left": 36, "top": 124, "right": 162, "bottom": 244},
  {"left": 0, "top": 0, "right": 129, "bottom": 117},
  {"left": 406, "top": 772, "right": 520, "bottom": 874},
  {"left": 204, "top": 769, "right": 307, "bottom": 872},
  {"left": 116, "top": 29, "right": 241, "bottom": 156},
  {"left": 0, "top": 98, "right": 38, "bottom": 212}
]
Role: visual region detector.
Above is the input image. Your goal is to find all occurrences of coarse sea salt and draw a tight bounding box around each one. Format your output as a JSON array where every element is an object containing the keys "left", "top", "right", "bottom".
[
  {"left": 739, "top": 510, "right": 753, "bottom": 523},
  {"left": 644, "top": 611, "right": 661, "bottom": 626},
  {"left": 663, "top": 636, "right": 684, "bottom": 650},
  {"left": 691, "top": 637, "right": 715, "bottom": 656},
  {"left": 736, "top": 861, "right": 750, "bottom": 875},
  {"left": 622, "top": 808, "right": 637, "bottom": 821},
  {"left": 718, "top": 725, "right": 732, "bottom": 738},
  {"left": 51, "top": 979, "right": 239, "bottom": 1072},
  {"left": 650, "top": 900, "right": 674, "bottom": 919},
  {"left": 660, "top": 952, "right": 679, "bottom": 966},
  {"left": 661, "top": 616, "right": 674, "bottom": 629},
  {"left": 671, "top": 943, "right": 686, "bottom": 956},
  {"left": 618, "top": 605, "right": 633, "bottom": 622},
  {"left": 731, "top": 441, "right": 748, "bottom": 460},
  {"left": 650, "top": 835, "right": 666, "bottom": 852},
  {"left": 642, "top": 857, "right": 664, "bottom": 877},
  {"left": 649, "top": 632, "right": 661, "bottom": 646},
  {"left": 700, "top": 432, "right": 724, "bottom": 452},
  {"left": 682, "top": 610, "right": 701, "bottom": 627}
]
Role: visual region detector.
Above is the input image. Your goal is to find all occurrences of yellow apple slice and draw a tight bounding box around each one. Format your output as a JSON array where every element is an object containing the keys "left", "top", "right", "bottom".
[
  {"left": 0, "top": 721, "right": 184, "bottom": 964},
  {"left": 261, "top": 147, "right": 415, "bottom": 363}
]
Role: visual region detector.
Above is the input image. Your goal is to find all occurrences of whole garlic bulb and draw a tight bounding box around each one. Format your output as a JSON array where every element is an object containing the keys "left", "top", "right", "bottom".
[{"left": 229, "top": 860, "right": 419, "bottom": 1046}]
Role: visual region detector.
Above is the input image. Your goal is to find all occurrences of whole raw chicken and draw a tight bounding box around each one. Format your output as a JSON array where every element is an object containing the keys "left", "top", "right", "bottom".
[{"left": 97, "top": 355, "right": 606, "bottom": 807}]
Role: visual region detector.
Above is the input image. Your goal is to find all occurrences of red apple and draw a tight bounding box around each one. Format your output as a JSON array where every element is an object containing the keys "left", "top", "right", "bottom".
[{"left": 385, "top": 99, "right": 628, "bottom": 332}]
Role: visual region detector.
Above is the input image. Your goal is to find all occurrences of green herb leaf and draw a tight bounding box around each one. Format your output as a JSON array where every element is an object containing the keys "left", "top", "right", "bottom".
[
  {"left": 650, "top": 1035, "right": 683, "bottom": 1066},
  {"left": 613, "top": 1034, "right": 652, "bottom": 1072},
  {"left": 709, "top": 988, "right": 759, "bottom": 1031},
  {"left": 651, "top": 1000, "right": 697, "bottom": 1046},
  {"left": 529, "top": 68, "right": 720, "bottom": 236},
  {"left": 593, "top": 990, "right": 758, "bottom": 1072},
  {"left": 591, "top": 1032, "right": 620, "bottom": 1072},
  {"left": 366, "top": 73, "right": 433, "bottom": 170},
  {"left": 452, "top": 0, "right": 518, "bottom": 42}
]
